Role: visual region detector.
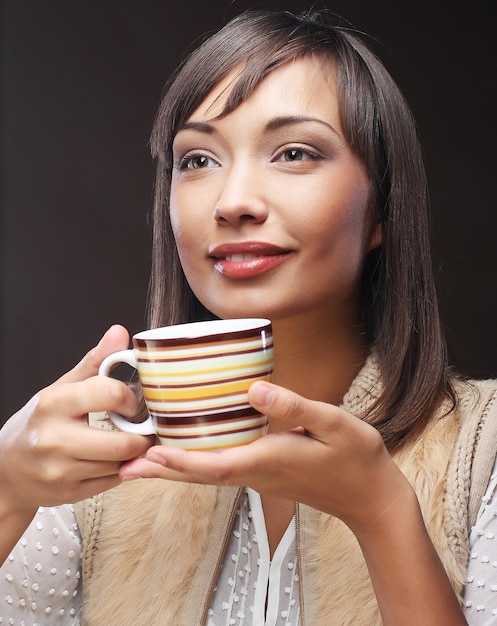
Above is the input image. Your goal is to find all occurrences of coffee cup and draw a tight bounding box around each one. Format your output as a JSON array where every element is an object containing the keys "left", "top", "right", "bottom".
[{"left": 98, "top": 318, "right": 273, "bottom": 450}]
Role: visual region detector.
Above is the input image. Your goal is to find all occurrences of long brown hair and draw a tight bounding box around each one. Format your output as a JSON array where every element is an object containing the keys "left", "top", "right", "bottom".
[{"left": 148, "top": 9, "right": 455, "bottom": 449}]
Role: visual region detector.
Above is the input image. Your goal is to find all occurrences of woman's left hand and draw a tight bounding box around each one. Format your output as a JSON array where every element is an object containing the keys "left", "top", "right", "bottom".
[{"left": 120, "top": 380, "right": 411, "bottom": 534}]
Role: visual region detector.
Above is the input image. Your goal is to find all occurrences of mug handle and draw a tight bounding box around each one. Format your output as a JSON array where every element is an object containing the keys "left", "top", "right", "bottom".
[{"left": 98, "top": 350, "right": 156, "bottom": 435}]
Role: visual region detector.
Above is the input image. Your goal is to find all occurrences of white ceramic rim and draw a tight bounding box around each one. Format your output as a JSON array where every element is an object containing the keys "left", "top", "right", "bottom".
[{"left": 133, "top": 318, "right": 271, "bottom": 341}]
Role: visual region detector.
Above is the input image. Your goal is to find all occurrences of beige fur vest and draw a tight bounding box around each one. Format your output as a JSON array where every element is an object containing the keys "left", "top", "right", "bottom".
[{"left": 76, "top": 358, "right": 497, "bottom": 625}]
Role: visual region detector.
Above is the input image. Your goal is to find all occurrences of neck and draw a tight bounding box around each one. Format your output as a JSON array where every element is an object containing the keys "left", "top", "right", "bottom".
[{"left": 269, "top": 311, "right": 369, "bottom": 430}]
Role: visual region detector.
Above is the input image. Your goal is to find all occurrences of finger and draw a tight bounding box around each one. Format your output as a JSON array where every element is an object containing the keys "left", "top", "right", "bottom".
[
  {"left": 137, "top": 430, "right": 302, "bottom": 485},
  {"left": 10, "top": 428, "right": 153, "bottom": 506},
  {"left": 119, "top": 455, "right": 204, "bottom": 483},
  {"left": 55, "top": 325, "right": 130, "bottom": 385},
  {"left": 40, "top": 474, "right": 124, "bottom": 507},
  {"left": 145, "top": 445, "right": 241, "bottom": 483},
  {"left": 75, "top": 475, "right": 123, "bottom": 501},
  {"left": 128, "top": 446, "right": 232, "bottom": 482},
  {"left": 28, "top": 405, "right": 155, "bottom": 463},
  {"left": 62, "top": 426, "right": 155, "bottom": 464},
  {"left": 248, "top": 381, "right": 336, "bottom": 436},
  {"left": 38, "top": 374, "right": 139, "bottom": 419}
]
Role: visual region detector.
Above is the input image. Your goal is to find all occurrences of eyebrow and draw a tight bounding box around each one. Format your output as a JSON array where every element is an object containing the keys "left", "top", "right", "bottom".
[
  {"left": 177, "top": 121, "right": 215, "bottom": 134},
  {"left": 265, "top": 115, "right": 340, "bottom": 137},
  {"left": 176, "top": 115, "right": 340, "bottom": 137}
]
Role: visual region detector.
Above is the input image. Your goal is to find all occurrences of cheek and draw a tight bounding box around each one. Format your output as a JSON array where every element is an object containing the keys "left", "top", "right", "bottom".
[
  {"left": 170, "top": 181, "right": 212, "bottom": 239},
  {"left": 171, "top": 221, "right": 196, "bottom": 272},
  {"left": 169, "top": 202, "right": 210, "bottom": 299},
  {"left": 169, "top": 204, "right": 185, "bottom": 256},
  {"left": 169, "top": 204, "right": 193, "bottom": 273},
  {"left": 301, "top": 181, "right": 372, "bottom": 256},
  {"left": 170, "top": 191, "right": 199, "bottom": 253}
]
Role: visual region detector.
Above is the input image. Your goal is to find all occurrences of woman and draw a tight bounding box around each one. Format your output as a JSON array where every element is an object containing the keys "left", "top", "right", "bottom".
[{"left": 1, "top": 9, "right": 496, "bottom": 625}]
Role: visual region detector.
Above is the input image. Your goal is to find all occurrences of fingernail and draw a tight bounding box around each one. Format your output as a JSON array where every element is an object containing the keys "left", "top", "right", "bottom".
[
  {"left": 147, "top": 452, "right": 167, "bottom": 466},
  {"left": 121, "top": 474, "right": 141, "bottom": 482},
  {"left": 249, "top": 382, "right": 275, "bottom": 408}
]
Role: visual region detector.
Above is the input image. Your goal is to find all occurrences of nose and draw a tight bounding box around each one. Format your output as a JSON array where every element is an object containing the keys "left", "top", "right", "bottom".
[{"left": 213, "top": 163, "right": 268, "bottom": 226}]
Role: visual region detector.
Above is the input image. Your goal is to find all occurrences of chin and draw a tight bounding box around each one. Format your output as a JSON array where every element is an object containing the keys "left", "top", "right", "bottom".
[
  {"left": 197, "top": 287, "right": 303, "bottom": 324},
  {"left": 203, "top": 301, "right": 268, "bottom": 322}
]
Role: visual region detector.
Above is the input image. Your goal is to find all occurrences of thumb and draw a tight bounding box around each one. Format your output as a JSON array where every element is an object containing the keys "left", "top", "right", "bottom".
[
  {"left": 248, "top": 381, "right": 315, "bottom": 431},
  {"left": 55, "top": 324, "right": 131, "bottom": 385}
]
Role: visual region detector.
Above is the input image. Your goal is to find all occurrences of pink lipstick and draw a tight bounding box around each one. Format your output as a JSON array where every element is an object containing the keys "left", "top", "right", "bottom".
[{"left": 209, "top": 242, "right": 292, "bottom": 278}]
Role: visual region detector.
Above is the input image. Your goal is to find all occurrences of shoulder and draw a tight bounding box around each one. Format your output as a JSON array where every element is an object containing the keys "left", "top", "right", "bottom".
[
  {"left": 454, "top": 376, "right": 497, "bottom": 415},
  {"left": 443, "top": 376, "right": 497, "bottom": 446},
  {"left": 451, "top": 377, "right": 497, "bottom": 478}
]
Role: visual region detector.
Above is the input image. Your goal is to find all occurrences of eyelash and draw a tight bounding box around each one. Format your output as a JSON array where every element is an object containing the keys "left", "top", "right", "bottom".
[
  {"left": 175, "top": 151, "right": 218, "bottom": 170},
  {"left": 174, "top": 144, "right": 323, "bottom": 170},
  {"left": 274, "top": 145, "right": 322, "bottom": 162}
]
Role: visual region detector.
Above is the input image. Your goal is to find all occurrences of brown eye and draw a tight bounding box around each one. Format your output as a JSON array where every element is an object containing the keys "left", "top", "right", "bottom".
[
  {"left": 190, "top": 155, "right": 209, "bottom": 169},
  {"left": 177, "top": 153, "right": 218, "bottom": 170},
  {"left": 284, "top": 149, "right": 304, "bottom": 161},
  {"left": 276, "top": 147, "right": 320, "bottom": 163}
]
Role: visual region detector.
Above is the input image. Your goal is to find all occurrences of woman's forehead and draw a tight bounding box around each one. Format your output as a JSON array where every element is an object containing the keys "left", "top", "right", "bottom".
[{"left": 184, "top": 56, "right": 339, "bottom": 125}]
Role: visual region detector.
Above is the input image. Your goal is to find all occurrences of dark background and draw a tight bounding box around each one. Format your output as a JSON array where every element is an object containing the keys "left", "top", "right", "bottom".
[{"left": 1, "top": 0, "right": 496, "bottom": 424}]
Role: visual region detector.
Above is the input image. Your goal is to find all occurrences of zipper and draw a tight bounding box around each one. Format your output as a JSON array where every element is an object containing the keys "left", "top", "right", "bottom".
[
  {"left": 295, "top": 501, "right": 306, "bottom": 626},
  {"left": 199, "top": 486, "right": 245, "bottom": 626}
]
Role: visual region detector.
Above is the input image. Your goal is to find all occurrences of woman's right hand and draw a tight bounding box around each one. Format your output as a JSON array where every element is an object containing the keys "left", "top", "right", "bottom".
[{"left": 0, "top": 325, "right": 153, "bottom": 542}]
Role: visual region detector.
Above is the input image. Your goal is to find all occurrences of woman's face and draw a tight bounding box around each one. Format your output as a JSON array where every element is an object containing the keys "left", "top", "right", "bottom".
[{"left": 170, "top": 57, "right": 382, "bottom": 326}]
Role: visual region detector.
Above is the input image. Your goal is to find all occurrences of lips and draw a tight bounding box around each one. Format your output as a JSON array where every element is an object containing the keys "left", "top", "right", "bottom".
[{"left": 209, "top": 242, "right": 292, "bottom": 278}]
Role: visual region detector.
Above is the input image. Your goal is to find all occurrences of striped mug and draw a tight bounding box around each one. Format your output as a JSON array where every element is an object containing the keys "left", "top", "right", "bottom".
[{"left": 98, "top": 318, "right": 273, "bottom": 450}]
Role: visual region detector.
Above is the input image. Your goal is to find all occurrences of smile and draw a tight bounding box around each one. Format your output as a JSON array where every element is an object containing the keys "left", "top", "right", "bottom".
[
  {"left": 225, "top": 254, "right": 259, "bottom": 262},
  {"left": 209, "top": 242, "right": 293, "bottom": 279}
]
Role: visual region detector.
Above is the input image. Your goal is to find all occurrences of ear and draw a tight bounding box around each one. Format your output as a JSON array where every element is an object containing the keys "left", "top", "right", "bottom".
[{"left": 367, "top": 221, "right": 383, "bottom": 252}]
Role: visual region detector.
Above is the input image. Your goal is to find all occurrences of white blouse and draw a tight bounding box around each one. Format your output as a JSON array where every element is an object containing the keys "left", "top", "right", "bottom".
[
  {"left": 463, "top": 458, "right": 497, "bottom": 625},
  {"left": 3, "top": 464, "right": 497, "bottom": 626},
  {"left": 0, "top": 505, "right": 82, "bottom": 625},
  {"left": 207, "top": 488, "right": 300, "bottom": 626}
]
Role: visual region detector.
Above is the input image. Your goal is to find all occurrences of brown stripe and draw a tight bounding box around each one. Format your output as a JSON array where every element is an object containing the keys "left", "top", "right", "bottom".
[
  {"left": 134, "top": 327, "right": 272, "bottom": 349},
  {"left": 158, "top": 422, "right": 267, "bottom": 440},
  {"left": 153, "top": 407, "right": 263, "bottom": 425},
  {"left": 136, "top": 343, "right": 273, "bottom": 363},
  {"left": 150, "top": 401, "right": 250, "bottom": 416}
]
